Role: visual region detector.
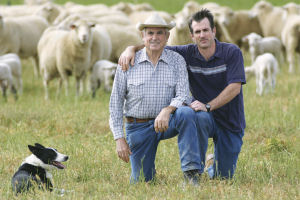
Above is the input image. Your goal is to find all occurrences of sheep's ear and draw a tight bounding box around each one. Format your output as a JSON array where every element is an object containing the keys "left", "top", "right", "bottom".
[
  {"left": 89, "top": 23, "right": 95, "bottom": 28},
  {"left": 70, "top": 24, "right": 76, "bottom": 29}
]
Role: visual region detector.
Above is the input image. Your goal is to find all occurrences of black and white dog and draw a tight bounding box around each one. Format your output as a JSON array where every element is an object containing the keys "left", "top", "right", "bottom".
[{"left": 11, "top": 143, "right": 69, "bottom": 194}]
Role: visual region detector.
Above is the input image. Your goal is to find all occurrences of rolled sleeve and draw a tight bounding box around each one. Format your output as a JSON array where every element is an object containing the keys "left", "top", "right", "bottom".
[{"left": 170, "top": 55, "right": 191, "bottom": 108}]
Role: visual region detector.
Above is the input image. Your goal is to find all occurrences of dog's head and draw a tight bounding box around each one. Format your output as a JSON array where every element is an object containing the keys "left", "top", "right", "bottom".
[{"left": 28, "top": 143, "right": 69, "bottom": 170}]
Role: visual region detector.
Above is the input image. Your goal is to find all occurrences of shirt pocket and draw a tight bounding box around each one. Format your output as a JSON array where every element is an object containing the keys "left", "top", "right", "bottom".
[
  {"left": 127, "top": 79, "right": 145, "bottom": 99},
  {"left": 162, "top": 78, "right": 176, "bottom": 98}
]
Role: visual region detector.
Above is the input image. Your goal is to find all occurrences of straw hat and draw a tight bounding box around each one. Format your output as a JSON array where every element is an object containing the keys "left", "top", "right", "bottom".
[{"left": 136, "top": 13, "right": 176, "bottom": 31}]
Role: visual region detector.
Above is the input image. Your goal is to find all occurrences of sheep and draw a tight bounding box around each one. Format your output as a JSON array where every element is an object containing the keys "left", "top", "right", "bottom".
[
  {"left": 102, "top": 24, "right": 142, "bottom": 63},
  {"left": 0, "top": 5, "right": 42, "bottom": 17},
  {"left": 54, "top": 14, "right": 112, "bottom": 69},
  {"left": 242, "top": 33, "right": 284, "bottom": 65},
  {"left": 38, "top": 19, "right": 95, "bottom": 100},
  {"left": 24, "top": 0, "right": 53, "bottom": 5},
  {"left": 245, "top": 53, "right": 278, "bottom": 96},
  {"left": 90, "top": 60, "right": 117, "bottom": 98},
  {"left": 34, "top": 2, "right": 63, "bottom": 24},
  {"left": 281, "top": 15, "right": 300, "bottom": 73},
  {"left": 0, "top": 14, "right": 49, "bottom": 76},
  {"left": 251, "top": 0, "right": 285, "bottom": 38},
  {"left": 0, "top": 62, "right": 17, "bottom": 101},
  {"left": 111, "top": 2, "right": 154, "bottom": 15},
  {"left": 283, "top": 2, "right": 300, "bottom": 15},
  {"left": 213, "top": 6, "right": 263, "bottom": 46},
  {"left": 0, "top": 53, "right": 22, "bottom": 94},
  {"left": 129, "top": 11, "right": 174, "bottom": 25},
  {"left": 168, "top": 12, "right": 192, "bottom": 45}
]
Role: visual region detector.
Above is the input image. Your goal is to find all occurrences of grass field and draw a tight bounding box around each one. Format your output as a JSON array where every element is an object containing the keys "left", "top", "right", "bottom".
[{"left": 0, "top": 0, "right": 300, "bottom": 199}]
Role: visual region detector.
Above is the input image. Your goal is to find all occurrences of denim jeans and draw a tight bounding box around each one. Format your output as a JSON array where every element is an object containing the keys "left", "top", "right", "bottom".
[
  {"left": 195, "top": 111, "right": 244, "bottom": 179},
  {"left": 125, "top": 106, "right": 201, "bottom": 183}
]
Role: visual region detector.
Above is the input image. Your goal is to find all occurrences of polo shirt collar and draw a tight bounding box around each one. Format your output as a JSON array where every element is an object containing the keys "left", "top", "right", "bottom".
[
  {"left": 137, "top": 47, "right": 169, "bottom": 65},
  {"left": 193, "top": 39, "right": 223, "bottom": 61}
]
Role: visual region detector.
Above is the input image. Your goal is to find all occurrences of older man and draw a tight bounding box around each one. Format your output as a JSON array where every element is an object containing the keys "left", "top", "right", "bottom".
[{"left": 109, "top": 13, "right": 201, "bottom": 184}]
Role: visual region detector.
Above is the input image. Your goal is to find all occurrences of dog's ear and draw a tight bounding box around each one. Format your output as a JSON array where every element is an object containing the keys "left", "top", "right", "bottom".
[
  {"left": 34, "top": 143, "right": 45, "bottom": 149},
  {"left": 28, "top": 145, "right": 40, "bottom": 156}
]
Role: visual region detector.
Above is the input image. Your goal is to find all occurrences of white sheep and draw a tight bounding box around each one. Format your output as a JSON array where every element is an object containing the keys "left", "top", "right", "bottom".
[
  {"left": 0, "top": 14, "right": 48, "bottom": 76},
  {"left": 213, "top": 7, "right": 263, "bottom": 46},
  {"left": 245, "top": 53, "right": 278, "bottom": 96},
  {"left": 24, "top": 0, "right": 53, "bottom": 5},
  {"left": 102, "top": 24, "right": 142, "bottom": 63},
  {"left": 38, "top": 19, "right": 95, "bottom": 100},
  {"left": 54, "top": 14, "right": 112, "bottom": 69},
  {"left": 242, "top": 33, "right": 284, "bottom": 65},
  {"left": 168, "top": 12, "right": 192, "bottom": 45},
  {"left": 0, "top": 53, "right": 22, "bottom": 94},
  {"left": 0, "top": 62, "right": 17, "bottom": 101},
  {"left": 281, "top": 15, "right": 300, "bottom": 73},
  {"left": 111, "top": 2, "right": 154, "bottom": 15},
  {"left": 34, "top": 2, "right": 63, "bottom": 24},
  {"left": 90, "top": 60, "right": 117, "bottom": 98},
  {"left": 251, "top": 1, "right": 285, "bottom": 38}
]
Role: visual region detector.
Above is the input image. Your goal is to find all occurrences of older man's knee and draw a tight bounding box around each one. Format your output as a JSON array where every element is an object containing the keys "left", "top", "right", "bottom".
[{"left": 176, "top": 106, "right": 195, "bottom": 119}]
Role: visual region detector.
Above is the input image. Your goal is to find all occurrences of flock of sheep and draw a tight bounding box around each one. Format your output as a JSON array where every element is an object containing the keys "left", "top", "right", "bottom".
[{"left": 0, "top": 0, "right": 299, "bottom": 100}]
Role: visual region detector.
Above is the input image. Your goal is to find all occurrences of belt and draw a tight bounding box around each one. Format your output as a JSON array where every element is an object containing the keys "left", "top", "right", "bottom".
[{"left": 125, "top": 117, "right": 155, "bottom": 123}]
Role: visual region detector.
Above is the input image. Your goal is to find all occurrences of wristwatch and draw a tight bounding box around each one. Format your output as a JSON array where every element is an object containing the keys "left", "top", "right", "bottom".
[{"left": 205, "top": 103, "right": 211, "bottom": 112}]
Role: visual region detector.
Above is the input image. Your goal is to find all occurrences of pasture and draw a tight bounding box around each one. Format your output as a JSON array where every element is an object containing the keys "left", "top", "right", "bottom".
[{"left": 0, "top": 0, "right": 299, "bottom": 199}]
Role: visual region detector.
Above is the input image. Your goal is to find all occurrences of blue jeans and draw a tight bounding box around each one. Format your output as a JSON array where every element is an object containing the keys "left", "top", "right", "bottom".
[
  {"left": 125, "top": 106, "right": 201, "bottom": 183},
  {"left": 195, "top": 112, "right": 244, "bottom": 179}
]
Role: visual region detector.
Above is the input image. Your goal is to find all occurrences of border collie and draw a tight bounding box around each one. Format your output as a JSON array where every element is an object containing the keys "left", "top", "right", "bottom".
[{"left": 11, "top": 143, "right": 69, "bottom": 194}]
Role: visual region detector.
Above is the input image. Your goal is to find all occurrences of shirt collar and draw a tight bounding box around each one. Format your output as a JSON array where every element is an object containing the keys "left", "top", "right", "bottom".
[
  {"left": 193, "top": 38, "right": 223, "bottom": 61},
  {"left": 137, "top": 47, "right": 169, "bottom": 65}
]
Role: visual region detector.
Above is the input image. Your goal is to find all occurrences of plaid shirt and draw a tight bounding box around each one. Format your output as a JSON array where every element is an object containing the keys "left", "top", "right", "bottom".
[{"left": 109, "top": 48, "right": 191, "bottom": 140}]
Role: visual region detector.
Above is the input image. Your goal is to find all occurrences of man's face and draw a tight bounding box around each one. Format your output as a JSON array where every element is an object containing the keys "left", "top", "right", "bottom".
[
  {"left": 142, "top": 27, "right": 169, "bottom": 52},
  {"left": 190, "top": 18, "right": 216, "bottom": 50}
]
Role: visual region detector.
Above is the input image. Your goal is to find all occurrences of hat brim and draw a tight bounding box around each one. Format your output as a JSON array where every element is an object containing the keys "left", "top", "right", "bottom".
[{"left": 136, "top": 21, "right": 176, "bottom": 31}]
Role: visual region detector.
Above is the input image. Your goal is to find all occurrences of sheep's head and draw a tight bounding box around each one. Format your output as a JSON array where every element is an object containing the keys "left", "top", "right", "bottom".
[
  {"left": 70, "top": 20, "right": 95, "bottom": 44},
  {"left": 252, "top": 0, "right": 273, "bottom": 15},
  {"left": 214, "top": 7, "right": 234, "bottom": 26},
  {"left": 247, "top": 33, "right": 262, "bottom": 46},
  {"left": 245, "top": 66, "right": 255, "bottom": 80},
  {"left": 0, "top": 15, "right": 3, "bottom": 29}
]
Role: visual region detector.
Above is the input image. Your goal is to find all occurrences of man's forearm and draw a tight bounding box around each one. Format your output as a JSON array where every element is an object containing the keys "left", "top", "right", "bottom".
[
  {"left": 130, "top": 44, "right": 145, "bottom": 52},
  {"left": 209, "top": 83, "right": 241, "bottom": 111}
]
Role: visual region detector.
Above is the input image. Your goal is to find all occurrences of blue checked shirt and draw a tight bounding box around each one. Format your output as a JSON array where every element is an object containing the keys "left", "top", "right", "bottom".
[{"left": 109, "top": 47, "right": 191, "bottom": 140}]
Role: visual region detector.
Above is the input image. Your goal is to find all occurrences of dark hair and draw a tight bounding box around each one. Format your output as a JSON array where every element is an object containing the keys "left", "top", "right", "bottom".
[{"left": 188, "top": 9, "right": 215, "bottom": 33}]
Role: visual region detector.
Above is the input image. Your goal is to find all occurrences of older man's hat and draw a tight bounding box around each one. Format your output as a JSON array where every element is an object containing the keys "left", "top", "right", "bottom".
[{"left": 136, "top": 13, "right": 176, "bottom": 31}]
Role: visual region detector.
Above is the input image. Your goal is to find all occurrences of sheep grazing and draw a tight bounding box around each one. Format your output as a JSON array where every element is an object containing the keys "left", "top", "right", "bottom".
[
  {"left": 38, "top": 19, "right": 95, "bottom": 100},
  {"left": 242, "top": 33, "right": 284, "bottom": 65},
  {"left": 281, "top": 15, "right": 300, "bottom": 73},
  {"left": 0, "top": 53, "right": 22, "bottom": 94},
  {"left": 0, "top": 14, "right": 48, "bottom": 76},
  {"left": 245, "top": 53, "right": 278, "bottom": 96},
  {"left": 90, "top": 60, "right": 117, "bottom": 98},
  {"left": 0, "top": 62, "right": 17, "bottom": 101}
]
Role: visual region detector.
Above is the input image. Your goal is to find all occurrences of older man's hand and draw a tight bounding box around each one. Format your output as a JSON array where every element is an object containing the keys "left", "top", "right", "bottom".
[
  {"left": 154, "top": 106, "right": 176, "bottom": 133},
  {"left": 116, "top": 138, "right": 132, "bottom": 163}
]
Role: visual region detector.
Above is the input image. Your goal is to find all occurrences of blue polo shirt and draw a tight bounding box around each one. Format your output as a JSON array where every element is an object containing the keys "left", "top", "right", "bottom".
[{"left": 166, "top": 40, "right": 246, "bottom": 133}]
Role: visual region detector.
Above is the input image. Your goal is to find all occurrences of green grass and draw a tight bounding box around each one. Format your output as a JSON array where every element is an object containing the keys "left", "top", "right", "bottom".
[{"left": 0, "top": 0, "right": 300, "bottom": 199}]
